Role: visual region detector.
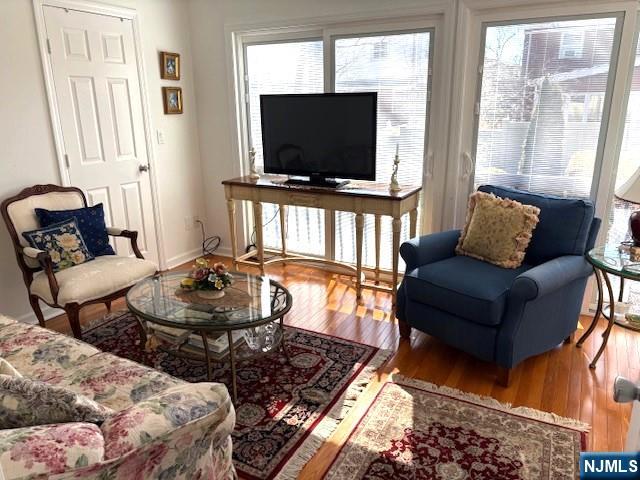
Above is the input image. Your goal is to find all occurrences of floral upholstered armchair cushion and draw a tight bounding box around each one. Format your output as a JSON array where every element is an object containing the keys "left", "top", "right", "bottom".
[
  {"left": 0, "top": 375, "right": 113, "bottom": 429},
  {"left": 0, "top": 423, "right": 104, "bottom": 480},
  {"left": 22, "top": 218, "right": 94, "bottom": 272},
  {"left": 101, "top": 382, "right": 234, "bottom": 459}
]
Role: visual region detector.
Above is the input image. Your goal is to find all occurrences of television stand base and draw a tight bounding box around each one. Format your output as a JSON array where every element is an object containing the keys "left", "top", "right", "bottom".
[{"left": 284, "top": 177, "right": 350, "bottom": 189}]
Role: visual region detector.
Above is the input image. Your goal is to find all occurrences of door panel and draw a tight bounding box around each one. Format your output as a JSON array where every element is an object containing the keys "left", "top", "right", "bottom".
[{"left": 44, "top": 6, "right": 158, "bottom": 263}]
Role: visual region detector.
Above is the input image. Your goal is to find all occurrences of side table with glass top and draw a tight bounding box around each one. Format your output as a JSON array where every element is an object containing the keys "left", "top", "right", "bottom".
[
  {"left": 577, "top": 245, "right": 640, "bottom": 368},
  {"left": 126, "top": 271, "right": 292, "bottom": 402}
]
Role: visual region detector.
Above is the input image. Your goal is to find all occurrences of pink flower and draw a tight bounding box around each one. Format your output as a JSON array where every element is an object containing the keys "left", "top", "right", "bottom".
[
  {"left": 213, "top": 262, "right": 227, "bottom": 275},
  {"left": 191, "top": 268, "right": 209, "bottom": 281}
]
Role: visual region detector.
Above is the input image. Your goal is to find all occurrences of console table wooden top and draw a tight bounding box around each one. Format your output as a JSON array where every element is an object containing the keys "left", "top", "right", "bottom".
[{"left": 222, "top": 175, "right": 421, "bottom": 201}]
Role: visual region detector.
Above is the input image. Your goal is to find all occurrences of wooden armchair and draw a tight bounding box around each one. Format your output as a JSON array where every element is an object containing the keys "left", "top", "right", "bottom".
[{"left": 1, "top": 185, "right": 157, "bottom": 339}]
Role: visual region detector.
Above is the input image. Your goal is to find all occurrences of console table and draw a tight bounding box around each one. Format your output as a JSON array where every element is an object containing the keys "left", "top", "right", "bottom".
[{"left": 222, "top": 175, "right": 421, "bottom": 312}]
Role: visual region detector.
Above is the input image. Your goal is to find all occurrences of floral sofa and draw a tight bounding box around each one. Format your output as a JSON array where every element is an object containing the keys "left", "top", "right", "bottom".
[{"left": 0, "top": 314, "right": 236, "bottom": 479}]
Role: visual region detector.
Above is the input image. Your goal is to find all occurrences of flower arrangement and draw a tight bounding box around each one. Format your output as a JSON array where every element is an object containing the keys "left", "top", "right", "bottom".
[{"left": 180, "top": 258, "right": 233, "bottom": 291}]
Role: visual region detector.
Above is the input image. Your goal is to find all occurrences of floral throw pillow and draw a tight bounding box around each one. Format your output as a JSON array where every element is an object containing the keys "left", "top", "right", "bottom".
[
  {"left": 0, "top": 375, "right": 113, "bottom": 429},
  {"left": 22, "top": 218, "right": 94, "bottom": 272},
  {"left": 456, "top": 191, "right": 540, "bottom": 269}
]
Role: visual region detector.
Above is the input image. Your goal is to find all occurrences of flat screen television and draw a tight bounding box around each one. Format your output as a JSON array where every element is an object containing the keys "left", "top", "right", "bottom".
[{"left": 260, "top": 92, "right": 377, "bottom": 188}]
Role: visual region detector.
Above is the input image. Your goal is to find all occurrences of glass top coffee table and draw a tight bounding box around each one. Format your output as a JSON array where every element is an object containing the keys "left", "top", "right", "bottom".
[{"left": 126, "top": 271, "right": 292, "bottom": 401}]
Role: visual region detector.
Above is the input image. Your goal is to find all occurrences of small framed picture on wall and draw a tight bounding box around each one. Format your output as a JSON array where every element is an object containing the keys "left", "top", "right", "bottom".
[
  {"left": 160, "top": 51, "right": 180, "bottom": 80},
  {"left": 163, "top": 87, "right": 183, "bottom": 114}
]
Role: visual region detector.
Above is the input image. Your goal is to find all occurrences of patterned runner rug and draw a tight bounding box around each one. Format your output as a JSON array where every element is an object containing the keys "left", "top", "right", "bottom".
[
  {"left": 83, "top": 312, "right": 391, "bottom": 480},
  {"left": 324, "top": 376, "right": 588, "bottom": 479}
]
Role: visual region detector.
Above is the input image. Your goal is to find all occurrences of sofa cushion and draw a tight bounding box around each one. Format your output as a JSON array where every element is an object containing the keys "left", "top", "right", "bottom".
[
  {"left": 30, "top": 255, "right": 156, "bottom": 305},
  {"left": 36, "top": 203, "right": 115, "bottom": 257},
  {"left": 478, "top": 185, "right": 594, "bottom": 264},
  {"left": 0, "top": 423, "right": 104, "bottom": 479},
  {"left": 0, "top": 324, "right": 99, "bottom": 383},
  {"left": 456, "top": 191, "right": 540, "bottom": 268},
  {"left": 54, "top": 353, "right": 183, "bottom": 411},
  {"left": 0, "top": 375, "right": 112, "bottom": 429},
  {"left": 404, "top": 255, "right": 530, "bottom": 326}
]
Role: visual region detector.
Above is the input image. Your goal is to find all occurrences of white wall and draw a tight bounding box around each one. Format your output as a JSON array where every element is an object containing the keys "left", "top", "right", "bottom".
[
  {"left": 0, "top": 0, "right": 206, "bottom": 322},
  {"left": 187, "top": 0, "right": 431, "bottom": 256}
]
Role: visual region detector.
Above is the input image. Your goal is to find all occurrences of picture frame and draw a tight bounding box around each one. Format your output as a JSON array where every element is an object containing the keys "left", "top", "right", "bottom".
[
  {"left": 163, "top": 87, "right": 183, "bottom": 114},
  {"left": 160, "top": 51, "right": 180, "bottom": 80}
]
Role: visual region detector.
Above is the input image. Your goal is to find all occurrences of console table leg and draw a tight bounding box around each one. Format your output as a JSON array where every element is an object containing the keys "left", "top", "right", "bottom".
[
  {"left": 226, "top": 196, "right": 238, "bottom": 269},
  {"left": 355, "top": 213, "right": 364, "bottom": 300},
  {"left": 391, "top": 216, "right": 402, "bottom": 318},
  {"left": 279, "top": 205, "right": 288, "bottom": 262},
  {"left": 410, "top": 208, "right": 418, "bottom": 238},
  {"left": 374, "top": 214, "right": 381, "bottom": 284},
  {"left": 253, "top": 201, "right": 265, "bottom": 276}
]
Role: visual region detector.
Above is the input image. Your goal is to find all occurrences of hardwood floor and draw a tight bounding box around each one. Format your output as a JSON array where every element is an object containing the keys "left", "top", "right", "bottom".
[{"left": 45, "top": 256, "right": 638, "bottom": 477}]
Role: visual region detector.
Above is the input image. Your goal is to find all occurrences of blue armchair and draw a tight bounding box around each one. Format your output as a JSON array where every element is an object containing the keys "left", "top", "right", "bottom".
[{"left": 396, "top": 185, "right": 601, "bottom": 386}]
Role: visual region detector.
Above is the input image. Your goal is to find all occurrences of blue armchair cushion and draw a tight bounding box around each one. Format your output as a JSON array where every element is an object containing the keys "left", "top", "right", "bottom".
[
  {"left": 478, "top": 185, "right": 594, "bottom": 264},
  {"left": 35, "top": 203, "right": 115, "bottom": 257},
  {"left": 404, "top": 255, "right": 531, "bottom": 326}
]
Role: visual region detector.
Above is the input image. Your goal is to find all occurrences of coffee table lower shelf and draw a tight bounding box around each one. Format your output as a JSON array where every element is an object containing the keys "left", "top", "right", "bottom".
[{"left": 134, "top": 316, "right": 289, "bottom": 403}]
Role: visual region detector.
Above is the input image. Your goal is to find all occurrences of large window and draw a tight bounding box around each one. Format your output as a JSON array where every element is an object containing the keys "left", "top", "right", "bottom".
[
  {"left": 473, "top": 17, "right": 619, "bottom": 199},
  {"left": 334, "top": 32, "right": 431, "bottom": 269},
  {"left": 245, "top": 40, "right": 325, "bottom": 255},
  {"left": 243, "top": 30, "right": 432, "bottom": 268}
]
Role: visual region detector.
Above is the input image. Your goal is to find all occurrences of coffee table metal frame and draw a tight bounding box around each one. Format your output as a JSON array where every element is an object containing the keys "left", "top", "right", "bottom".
[{"left": 126, "top": 272, "right": 292, "bottom": 402}]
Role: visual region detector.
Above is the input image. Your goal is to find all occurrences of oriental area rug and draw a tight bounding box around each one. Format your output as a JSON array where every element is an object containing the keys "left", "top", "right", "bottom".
[
  {"left": 323, "top": 375, "right": 588, "bottom": 480},
  {"left": 83, "top": 312, "right": 391, "bottom": 480}
]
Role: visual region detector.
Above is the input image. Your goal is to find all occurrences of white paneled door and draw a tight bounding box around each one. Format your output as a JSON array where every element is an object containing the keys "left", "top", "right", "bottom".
[{"left": 43, "top": 6, "right": 158, "bottom": 263}]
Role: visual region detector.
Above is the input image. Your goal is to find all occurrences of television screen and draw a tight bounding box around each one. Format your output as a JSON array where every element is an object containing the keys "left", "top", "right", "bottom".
[{"left": 260, "top": 93, "right": 377, "bottom": 181}]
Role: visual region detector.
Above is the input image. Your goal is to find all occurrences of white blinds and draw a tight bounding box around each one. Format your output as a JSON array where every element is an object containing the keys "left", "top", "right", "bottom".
[
  {"left": 474, "top": 18, "right": 618, "bottom": 199},
  {"left": 334, "top": 32, "right": 431, "bottom": 269},
  {"left": 245, "top": 40, "right": 325, "bottom": 255}
]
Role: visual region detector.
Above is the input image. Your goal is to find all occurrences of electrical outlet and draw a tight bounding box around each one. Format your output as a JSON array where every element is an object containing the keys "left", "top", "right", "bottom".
[{"left": 183, "top": 216, "right": 192, "bottom": 231}]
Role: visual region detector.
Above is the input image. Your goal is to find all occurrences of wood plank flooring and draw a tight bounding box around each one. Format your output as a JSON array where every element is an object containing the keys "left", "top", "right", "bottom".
[{"left": 45, "top": 256, "right": 639, "bottom": 478}]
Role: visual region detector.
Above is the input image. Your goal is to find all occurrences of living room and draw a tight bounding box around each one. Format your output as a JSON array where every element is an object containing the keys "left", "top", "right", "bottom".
[{"left": 1, "top": 0, "right": 639, "bottom": 478}]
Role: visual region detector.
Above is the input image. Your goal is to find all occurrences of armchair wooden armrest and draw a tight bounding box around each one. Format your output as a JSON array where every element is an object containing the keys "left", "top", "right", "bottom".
[
  {"left": 22, "top": 247, "right": 60, "bottom": 304},
  {"left": 106, "top": 227, "right": 144, "bottom": 259}
]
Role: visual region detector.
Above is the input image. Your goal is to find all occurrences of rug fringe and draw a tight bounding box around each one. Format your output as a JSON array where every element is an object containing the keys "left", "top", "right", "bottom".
[
  {"left": 391, "top": 374, "right": 590, "bottom": 433},
  {"left": 275, "top": 347, "right": 393, "bottom": 480}
]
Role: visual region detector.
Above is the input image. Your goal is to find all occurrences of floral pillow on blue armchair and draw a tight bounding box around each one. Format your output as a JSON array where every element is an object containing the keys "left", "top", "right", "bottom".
[{"left": 22, "top": 218, "right": 94, "bottom": 272}]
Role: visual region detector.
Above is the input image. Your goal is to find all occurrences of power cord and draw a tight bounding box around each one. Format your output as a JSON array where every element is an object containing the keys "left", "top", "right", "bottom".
[
  {"left": 195, "top": 220, "right": 221, "bottom": 256},
  {"left": 245, "top": 206, "right": 286, "bottom": 253}
]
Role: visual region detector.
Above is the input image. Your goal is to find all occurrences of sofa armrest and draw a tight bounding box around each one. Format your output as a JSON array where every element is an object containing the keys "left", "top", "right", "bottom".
[
  {"left": 0, "top": 423, "right": 104, "bottom": 479},
  {"left": 106, "top": 227, "right": 144, "bottom": 259},
  {"left": 399, "top": 230, "right": 460, "bottom": 271},
  {"left": 22, "top": 247, "right": 60, "bottom": 303},
  {"left": 101, "top": 382, "right": 235, "bottom": 460},
  {"left": 510, "top": 255, "right": 593, "bottom": 301}
]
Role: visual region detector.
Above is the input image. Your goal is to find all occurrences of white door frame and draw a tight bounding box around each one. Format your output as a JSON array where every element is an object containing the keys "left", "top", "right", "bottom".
[{"left": 32, "top": 0, "right": 167, "bottom": 269}]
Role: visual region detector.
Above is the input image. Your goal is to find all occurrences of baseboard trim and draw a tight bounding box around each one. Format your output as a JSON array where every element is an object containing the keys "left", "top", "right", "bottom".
[
  {"left": 165, "top": 246, "right": 233, "bottom": 270},
  {"left": 16, "top": 304, "right": 62, "bottom": 325}
]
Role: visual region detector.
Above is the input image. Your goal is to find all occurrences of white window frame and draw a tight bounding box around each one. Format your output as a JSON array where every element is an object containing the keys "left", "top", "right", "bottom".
[
  {"left": 445, "top": 0, "right": 639, "bottom": 234},
  {"left": 226, "top": 7, "right": 454, "bottom": 264}
]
